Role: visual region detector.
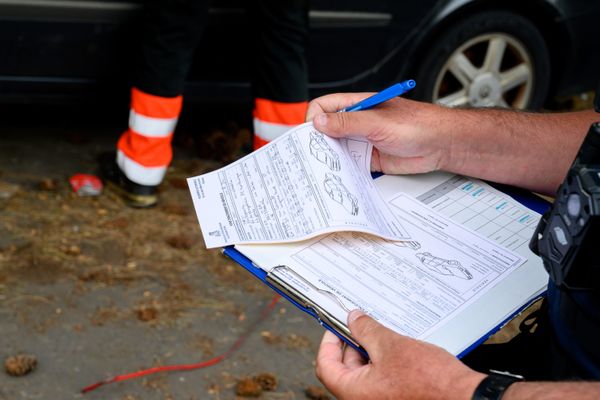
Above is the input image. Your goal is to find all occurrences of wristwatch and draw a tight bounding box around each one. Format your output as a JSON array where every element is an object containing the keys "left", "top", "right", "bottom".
[{"left": 471, "top": 370, "right": 524, "bottom": 400}]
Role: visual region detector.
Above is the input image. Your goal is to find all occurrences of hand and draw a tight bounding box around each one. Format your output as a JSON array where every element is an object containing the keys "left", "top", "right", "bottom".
[
  {"left": 316, "top": 310, "right": 485, "bottom": 400},
  {"left": 306, "top": 93, "right": 455, "bottom": 175},
  {"left": 307, "top": 93, "right": 597, "bottom": 195}
]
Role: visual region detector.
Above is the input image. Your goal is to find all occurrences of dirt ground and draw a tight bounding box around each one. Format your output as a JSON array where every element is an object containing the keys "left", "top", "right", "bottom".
[{"left": 0, "top": 104, "right": 329, "bottom": 400}]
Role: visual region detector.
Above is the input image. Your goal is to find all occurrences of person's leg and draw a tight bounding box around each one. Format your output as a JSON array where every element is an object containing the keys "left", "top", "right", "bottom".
[
  {"left": 112, "top": 0, "right": 208, "bottom": 207},
  {"left": 250, "top": 0, "right": 309, "bottom": 149}
]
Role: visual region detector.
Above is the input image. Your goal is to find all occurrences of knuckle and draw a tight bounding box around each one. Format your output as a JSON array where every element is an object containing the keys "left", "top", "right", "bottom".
[
  {"left": 337, "top": 112, "right": 350, "bottom": 132},
  {"left": 353, "top": 315, "right": 378, "bottom": 338}
]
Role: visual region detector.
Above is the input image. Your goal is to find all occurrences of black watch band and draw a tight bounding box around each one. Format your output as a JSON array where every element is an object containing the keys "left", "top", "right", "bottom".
[{"left": 472, "top": 370, "right": 523, "bottom": 400}]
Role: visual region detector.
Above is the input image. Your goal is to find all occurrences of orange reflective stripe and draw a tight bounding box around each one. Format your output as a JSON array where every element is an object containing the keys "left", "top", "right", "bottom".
[
  {"left": 117, "top": 129, "right": 173, "bottom": 167},
  {"left": 253, "top": 135, "right": 270, "bottom": 150},
  {"left": 253, "top": 98, "right": 308, "bottom": 125},
  {"left": 131, "top": 88, "right": 183, "bottom": 119}
]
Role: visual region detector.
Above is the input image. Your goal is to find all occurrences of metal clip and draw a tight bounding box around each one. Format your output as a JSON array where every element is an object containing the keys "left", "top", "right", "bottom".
[{"left": 266, "top": 265, "right": 359, "bottom": 348}]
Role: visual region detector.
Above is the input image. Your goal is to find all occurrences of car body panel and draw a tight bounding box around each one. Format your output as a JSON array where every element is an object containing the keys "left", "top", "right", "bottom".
[{"left": 0, "top": 0, "right": 599, "bottom": 103}]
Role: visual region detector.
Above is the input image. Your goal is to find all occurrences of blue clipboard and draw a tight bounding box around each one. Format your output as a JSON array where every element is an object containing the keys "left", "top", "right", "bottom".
[
  {"left": 222, "top": 245, "right": 367, "bottom": 357},
  {"left": 222, "top": 179, "right": 551, "bottom": 360}
]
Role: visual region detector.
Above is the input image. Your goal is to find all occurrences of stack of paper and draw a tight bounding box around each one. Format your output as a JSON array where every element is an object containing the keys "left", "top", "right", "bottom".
[{"left": 188, "top": 123, "right": 548, "bottom": 357}]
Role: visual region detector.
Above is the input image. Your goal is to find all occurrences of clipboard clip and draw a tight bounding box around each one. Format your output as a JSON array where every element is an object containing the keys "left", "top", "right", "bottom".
[{"left": 266, "top": 265, "right": 361, "bottom": 349}]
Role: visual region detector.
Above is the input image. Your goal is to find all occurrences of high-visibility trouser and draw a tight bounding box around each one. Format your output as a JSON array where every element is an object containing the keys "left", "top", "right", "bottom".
[
  {"left": 121, "top": 0, "right": 309, "bottom": 182},
  {"left": 117, "top": 88, "right": 182, "bottom": 186},
  {"left": 249, "top": 0, "right": 309, "bottom": 148},
  {"left": 253, "top": 99, "right": 308, "bottom": 149}
]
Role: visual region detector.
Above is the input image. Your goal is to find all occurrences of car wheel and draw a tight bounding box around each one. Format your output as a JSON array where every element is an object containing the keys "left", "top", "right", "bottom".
[{"left": 414, "top": 11, "right": 550, "bottom": 110}]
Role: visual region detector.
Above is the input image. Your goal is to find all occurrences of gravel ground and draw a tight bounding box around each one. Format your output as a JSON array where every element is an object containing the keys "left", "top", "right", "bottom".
[{"left": 0, "top": 104, "right": 329, "bottom": 400}]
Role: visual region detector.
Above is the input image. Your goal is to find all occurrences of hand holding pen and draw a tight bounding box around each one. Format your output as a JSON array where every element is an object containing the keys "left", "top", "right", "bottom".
[{"left": 307, "top": 79, "right": 455, "bottom": 176}]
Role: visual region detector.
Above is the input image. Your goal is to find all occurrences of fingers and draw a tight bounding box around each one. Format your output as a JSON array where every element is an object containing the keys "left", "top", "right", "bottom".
[
  {"left": 317, "top": 328, "right": 367, "bottom": 370},
  {"left": 306, "top": 93, "right": 374, "bottom": 121},
  {"left": 376, "top": 153, "right": 440, "bottom": 175},
  {"left": 347, "top": 310, "right": 397, "bottom": 359},
  {"left": 316, "top": 331, "right": 349, "bottom": 390},
  {"left": 317, "top": 330, "right": 372, "bottom": 398},
  {"left": 318, "top": 330, "right": 344, "bottom": 361},
  {"left": 342, "top": 343, "right": 367, "bottom": 369},
  {"left": 313, "top": 108, "right": 383, "bottom": 140}
]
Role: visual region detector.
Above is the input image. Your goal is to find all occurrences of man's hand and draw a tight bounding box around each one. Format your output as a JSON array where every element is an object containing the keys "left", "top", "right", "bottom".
[
  {"left": 306, "top": 92, "right": 597, "bottom": 195},
  {"left": 316, "top": 310, "right": 485, "bottom": 400},
  {"left": 306, "top": 93, "right": 454, "bottom": 175}
]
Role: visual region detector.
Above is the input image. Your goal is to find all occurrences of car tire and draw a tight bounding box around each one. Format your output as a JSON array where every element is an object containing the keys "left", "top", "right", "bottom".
[{"left": 413, "top": 10, "right": 550, "bottom": 110}]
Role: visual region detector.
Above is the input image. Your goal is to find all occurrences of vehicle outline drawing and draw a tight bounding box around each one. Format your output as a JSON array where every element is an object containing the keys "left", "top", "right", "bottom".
[
  {"left": 323, "top": 173, "right": 359, "bottom": 216},
  {"left": 415, "top": 252, "right": 473, "bottom": 280},
  {"left": 309, "top": 131, "right": 341, "bottom": 171}
]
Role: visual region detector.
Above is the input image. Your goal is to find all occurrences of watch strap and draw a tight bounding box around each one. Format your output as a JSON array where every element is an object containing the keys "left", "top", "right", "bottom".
[{"left": 472, "top": 370, "right": 523, "bottom": 400}]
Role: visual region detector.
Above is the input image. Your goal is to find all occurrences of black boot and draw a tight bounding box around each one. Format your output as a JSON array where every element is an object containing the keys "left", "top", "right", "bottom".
[{"left": 98, "top": 153, "right": 158, "bottom": 208}]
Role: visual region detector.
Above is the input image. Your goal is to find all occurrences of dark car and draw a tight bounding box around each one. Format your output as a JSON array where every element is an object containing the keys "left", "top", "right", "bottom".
[{"left": 1, "top": 0, "right": 600, "bottom": 109}]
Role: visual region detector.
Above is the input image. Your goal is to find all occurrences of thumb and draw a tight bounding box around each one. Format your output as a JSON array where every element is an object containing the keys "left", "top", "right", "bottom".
[
  {"left": 347, "top": 310, "right": 393, "bottom": 359},
  {"left": 313, "top": 111, "right": 379, "bottom": 140}
]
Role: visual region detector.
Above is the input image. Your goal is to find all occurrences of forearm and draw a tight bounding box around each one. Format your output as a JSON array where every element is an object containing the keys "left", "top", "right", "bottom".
[
  {"left": 439, "top": 107, "right": 597, "bottom": 195},
  {"left": 503, "top": 380, "right": 600, "bottom": 400}
]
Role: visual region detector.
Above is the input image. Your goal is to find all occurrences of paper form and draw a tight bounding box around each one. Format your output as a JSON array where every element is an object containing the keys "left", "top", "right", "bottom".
[
  {"left": 268, "top": 193, "right": 526, "bottom": 340},
  {"left": 374, "top": 173, "right": 542, "bottom": 256},
  {"left": 237, "top": 173, "right": 548, "bottom": 355},
  {"left": 414, "top": 175, "right": 539, "bottom": 253},
  {"left": 188, "top": 122, "right": 410, "bottom": 248}
]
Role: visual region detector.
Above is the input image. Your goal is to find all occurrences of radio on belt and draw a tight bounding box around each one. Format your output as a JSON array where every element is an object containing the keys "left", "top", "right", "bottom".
[{"left": 530, "top": 106, "right": 600, "bottom": 290}]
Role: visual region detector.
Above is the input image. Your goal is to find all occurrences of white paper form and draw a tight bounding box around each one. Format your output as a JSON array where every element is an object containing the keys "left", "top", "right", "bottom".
[
  {"left": 414, "top": 175, "right": 539, "bottom": 254},
  {"left": 375, "top": 173, "right": 542, "bottom": 255},
  {"left": 269, "top": 193, "right": 525, "bottom": 341},
  {"left": 188, "top": 122, "right": 410, "bottom": 248},
  {"left": 372, "top": 174, "right": 547, "bottom": 354}
]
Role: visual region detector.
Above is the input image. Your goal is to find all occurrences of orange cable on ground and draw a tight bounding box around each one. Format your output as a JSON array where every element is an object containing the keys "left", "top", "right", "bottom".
[{"left": 82, "top": 294, "right": 281, "bottom": 394}]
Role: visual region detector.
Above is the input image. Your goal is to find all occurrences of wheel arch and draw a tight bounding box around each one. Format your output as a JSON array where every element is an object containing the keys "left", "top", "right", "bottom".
[{"left": 404, "top": 0, "right": 572, "bottom": 102}]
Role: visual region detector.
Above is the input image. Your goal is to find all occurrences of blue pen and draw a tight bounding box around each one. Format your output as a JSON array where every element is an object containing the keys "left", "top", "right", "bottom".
[{"left": 341, "top": 79, "right": 416, "bottom": 112}]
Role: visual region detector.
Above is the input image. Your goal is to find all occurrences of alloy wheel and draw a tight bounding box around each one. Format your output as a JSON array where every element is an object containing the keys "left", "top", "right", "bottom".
[{"left": 433, "top": 33, "right": 533, "bottom": 109}]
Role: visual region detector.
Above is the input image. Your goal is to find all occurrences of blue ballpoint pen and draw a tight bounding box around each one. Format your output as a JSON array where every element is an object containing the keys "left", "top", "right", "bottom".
[{"left": 341, "top": 79, "right": 416, "bottom": 112}]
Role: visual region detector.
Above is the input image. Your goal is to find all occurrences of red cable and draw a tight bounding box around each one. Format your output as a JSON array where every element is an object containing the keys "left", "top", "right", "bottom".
[{"left": 82, "top": 294, "right": 281, "bottom": 394}]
